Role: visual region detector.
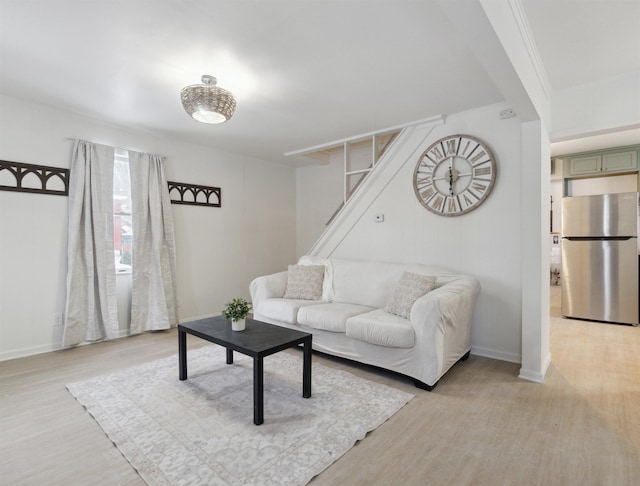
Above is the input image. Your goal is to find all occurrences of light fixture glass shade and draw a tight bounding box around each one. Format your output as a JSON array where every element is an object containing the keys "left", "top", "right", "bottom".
[{"left": 180, "top": 75, "right": 236, "bottom": 124}]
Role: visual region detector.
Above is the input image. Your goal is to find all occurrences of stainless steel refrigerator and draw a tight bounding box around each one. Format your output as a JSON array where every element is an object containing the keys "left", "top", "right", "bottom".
[{"left": 561, "top": 192, "right": 639, "bottom": 325}]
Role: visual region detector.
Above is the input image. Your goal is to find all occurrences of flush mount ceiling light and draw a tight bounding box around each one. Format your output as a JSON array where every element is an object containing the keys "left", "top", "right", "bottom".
[{"left": 180, "top": 75, "right": 236, "bottom": 124}]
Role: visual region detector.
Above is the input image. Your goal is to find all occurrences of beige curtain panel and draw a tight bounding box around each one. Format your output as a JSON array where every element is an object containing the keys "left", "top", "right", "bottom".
[
  {"left": 128, "top": 151, "right": 179, "bottom": 334},
  {"left": 63, "top": 141, "right": 118, "bottom": 347}
]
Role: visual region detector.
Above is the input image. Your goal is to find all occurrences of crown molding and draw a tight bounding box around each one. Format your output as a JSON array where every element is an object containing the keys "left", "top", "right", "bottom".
[{"left": 506, "top": 0, "right": 552, "bottom": 100}]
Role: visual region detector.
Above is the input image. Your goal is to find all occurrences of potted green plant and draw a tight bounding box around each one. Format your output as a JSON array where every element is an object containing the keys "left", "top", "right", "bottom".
[{"left": 222, "top": 298, "right": 252, "bottom": 331}]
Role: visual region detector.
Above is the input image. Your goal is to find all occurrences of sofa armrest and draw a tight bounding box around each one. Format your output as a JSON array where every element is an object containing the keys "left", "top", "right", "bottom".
[
  {"left": 249, "top": 271, "right": 288, "bottom": 310},
  {"left": 410, "top": 276, "right": 480, "bottom": 379}
]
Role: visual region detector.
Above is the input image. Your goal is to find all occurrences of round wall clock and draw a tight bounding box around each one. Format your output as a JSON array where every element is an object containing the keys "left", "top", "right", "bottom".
[{"left": 413, "top": 134, "right": 497, "bottom": 216}]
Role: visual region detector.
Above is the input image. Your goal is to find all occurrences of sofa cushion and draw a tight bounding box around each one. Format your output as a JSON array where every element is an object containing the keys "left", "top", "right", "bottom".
[
  {"left": 346, "top": 309, "right": 415, "bottom": 348},
  {"left": 384, "top": 272, "right": 437, "bottom": 319},
  {"left": 258, "top": 298, "right": 326, "bottom": 325},
  {"left": 297, "top": 303, "right": 374, "bottom": 333},
  {"left": 332, "top": 259, "right": 406, "bottom": 308},
  {"left": 283, "top": 264, "right": 325, "bottom": 300}
]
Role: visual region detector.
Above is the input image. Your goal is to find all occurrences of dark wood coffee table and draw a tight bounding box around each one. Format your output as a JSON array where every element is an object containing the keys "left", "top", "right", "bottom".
[{"left": 178, "top": 315, "right": 312, "bottom": 425}]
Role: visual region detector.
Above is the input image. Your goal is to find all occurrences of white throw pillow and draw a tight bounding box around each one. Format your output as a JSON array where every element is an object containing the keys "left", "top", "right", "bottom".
[
  {"left": 384, "top": 272, "right": 436, "bottom": 319},
  {"left": 297, "top": 255, "right": 335, "bottom": 301},
  {"left": 283, "top": 265, "right": 325, "bottom": 300}
]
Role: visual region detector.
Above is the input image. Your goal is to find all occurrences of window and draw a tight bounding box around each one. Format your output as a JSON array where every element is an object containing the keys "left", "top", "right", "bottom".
[{"left": 113, "top": 149, "right": 132, "bottom": 273}]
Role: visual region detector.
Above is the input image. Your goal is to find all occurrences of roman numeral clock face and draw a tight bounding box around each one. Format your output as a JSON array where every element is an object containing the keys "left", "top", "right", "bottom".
[{"left": 413, "top": 134, "right": 497, "bottom": 216}]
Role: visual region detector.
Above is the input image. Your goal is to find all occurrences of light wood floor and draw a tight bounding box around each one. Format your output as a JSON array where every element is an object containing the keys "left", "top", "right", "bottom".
[{"left": 1, "top": 286, "right": 639, "bottom": 485}]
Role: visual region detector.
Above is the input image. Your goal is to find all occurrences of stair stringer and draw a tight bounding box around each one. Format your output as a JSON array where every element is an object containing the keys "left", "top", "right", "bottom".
[{"left": 307, "top": 115, "right": 445, "bottom": 258}]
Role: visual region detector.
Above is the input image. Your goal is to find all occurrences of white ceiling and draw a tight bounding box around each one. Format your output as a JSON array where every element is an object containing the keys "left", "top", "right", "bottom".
[
  {"left": 521, "top": 0, "right": 640, "bottom": 91},
  {"left": 1, "top": 1, "right": 638, "bottom": 165},
  {"left": 521, "top": 0, "right": 640, "bottom": 156}
]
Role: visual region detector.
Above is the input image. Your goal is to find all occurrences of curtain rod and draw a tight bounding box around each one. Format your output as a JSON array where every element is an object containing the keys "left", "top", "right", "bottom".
[{"left": 66, "top": 138, "right": 166, "bottom": 160}]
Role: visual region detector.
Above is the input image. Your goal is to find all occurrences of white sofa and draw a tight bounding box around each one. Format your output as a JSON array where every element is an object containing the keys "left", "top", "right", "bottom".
[{"left": 249, "top": 257, "right": 480, "bottom": 390}]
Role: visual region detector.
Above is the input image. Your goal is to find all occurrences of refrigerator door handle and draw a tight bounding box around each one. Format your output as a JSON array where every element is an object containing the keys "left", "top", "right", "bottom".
[{"left": 564, "top": 236, "right": 634, "bottom": 241}]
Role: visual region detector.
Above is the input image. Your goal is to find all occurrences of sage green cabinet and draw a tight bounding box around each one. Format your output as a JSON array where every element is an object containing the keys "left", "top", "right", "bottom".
[
  {"left": 603, "top": 150, "right": 637, "bottom": 172},
  {"left": 568, "top": 154, "right": 602, "bottom": 176},
  {"left": 563, "top": 148, "right": 638, "bottom": 178}
]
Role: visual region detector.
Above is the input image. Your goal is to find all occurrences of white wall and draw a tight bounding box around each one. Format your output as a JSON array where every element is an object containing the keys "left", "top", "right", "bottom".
[
  {"left": 568, "top": 174, "right": 637, "bottom": 197},
  {"left": 295, "top": 143, "right": 374, "bottom": 257},
  {"left": 297, "top": 104, "right": 525, "bottom": 362},
  {"left": 0, "top": 95, "right": 296, "bottom": 360},
  {"left": 551, "top": 72, "right": 640, "bottom": 141},
  {"left": 519, "top": 119, "right": 551, "bottom": 382},
  {"left": 295, "top": 154, "right": 343, "bottom": 257}
]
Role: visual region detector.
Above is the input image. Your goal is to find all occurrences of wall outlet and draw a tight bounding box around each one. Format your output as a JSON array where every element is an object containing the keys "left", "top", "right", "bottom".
[
  {"left": 374, "top": 214, "right": 384, "bottom": 222},
  {"left": 499, "top": 108, "right": 516, "bottom": 119}
]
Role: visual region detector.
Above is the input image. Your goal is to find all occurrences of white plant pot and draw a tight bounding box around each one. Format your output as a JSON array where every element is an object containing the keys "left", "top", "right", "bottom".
[{"left": 231, "top": 317, "right": 246, "bottom": 331}]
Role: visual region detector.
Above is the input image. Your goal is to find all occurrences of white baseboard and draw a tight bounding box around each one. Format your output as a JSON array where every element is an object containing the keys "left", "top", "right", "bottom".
[
  {"left": 518, "top": 369, "right": 544, "bottom": 383},
  {"left": 518, "top": 352, "right": 552, "bottom": 383},
  {"left": 179, "top": 313, "right": 218, "bottom": 323},
  {"left": 0, "top": 343, "right": 59, "bottom": 362},
  {"left": 471, "top": 345, "right": 521, "bottom": 364},
  {"left": 471, "top": 346, "right": 552, "bottom": 384},
  {"left": 1, "top": 328, "right": 137, "bottom": 362}
]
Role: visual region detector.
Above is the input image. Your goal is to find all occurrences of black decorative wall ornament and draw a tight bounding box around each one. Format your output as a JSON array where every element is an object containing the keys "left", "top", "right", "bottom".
[
  {"left": 167, "top": 181, "right": 221, "bottom": 207},
  {"left": 0, "top": 160, "right": 70, "bottom": 196}
]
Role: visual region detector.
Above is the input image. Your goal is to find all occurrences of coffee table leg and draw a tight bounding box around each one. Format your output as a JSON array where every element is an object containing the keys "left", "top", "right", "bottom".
[
  {"left": 254, "top": 357, "right": 264, "bottom": 425},
  {"left": 226, "top": 348, "right": 233, "bottom": 364},
  {"left": 303, "top": 337, "right": 312, "bottom": 398},
  {"left": 178, "top": 329, "right": 187, "bottom": 380}
]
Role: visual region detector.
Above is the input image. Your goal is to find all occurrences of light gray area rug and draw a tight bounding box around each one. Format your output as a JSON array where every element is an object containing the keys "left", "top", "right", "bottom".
[{"left": 67, "top": 345, "right": 413, "bottom": 485}]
